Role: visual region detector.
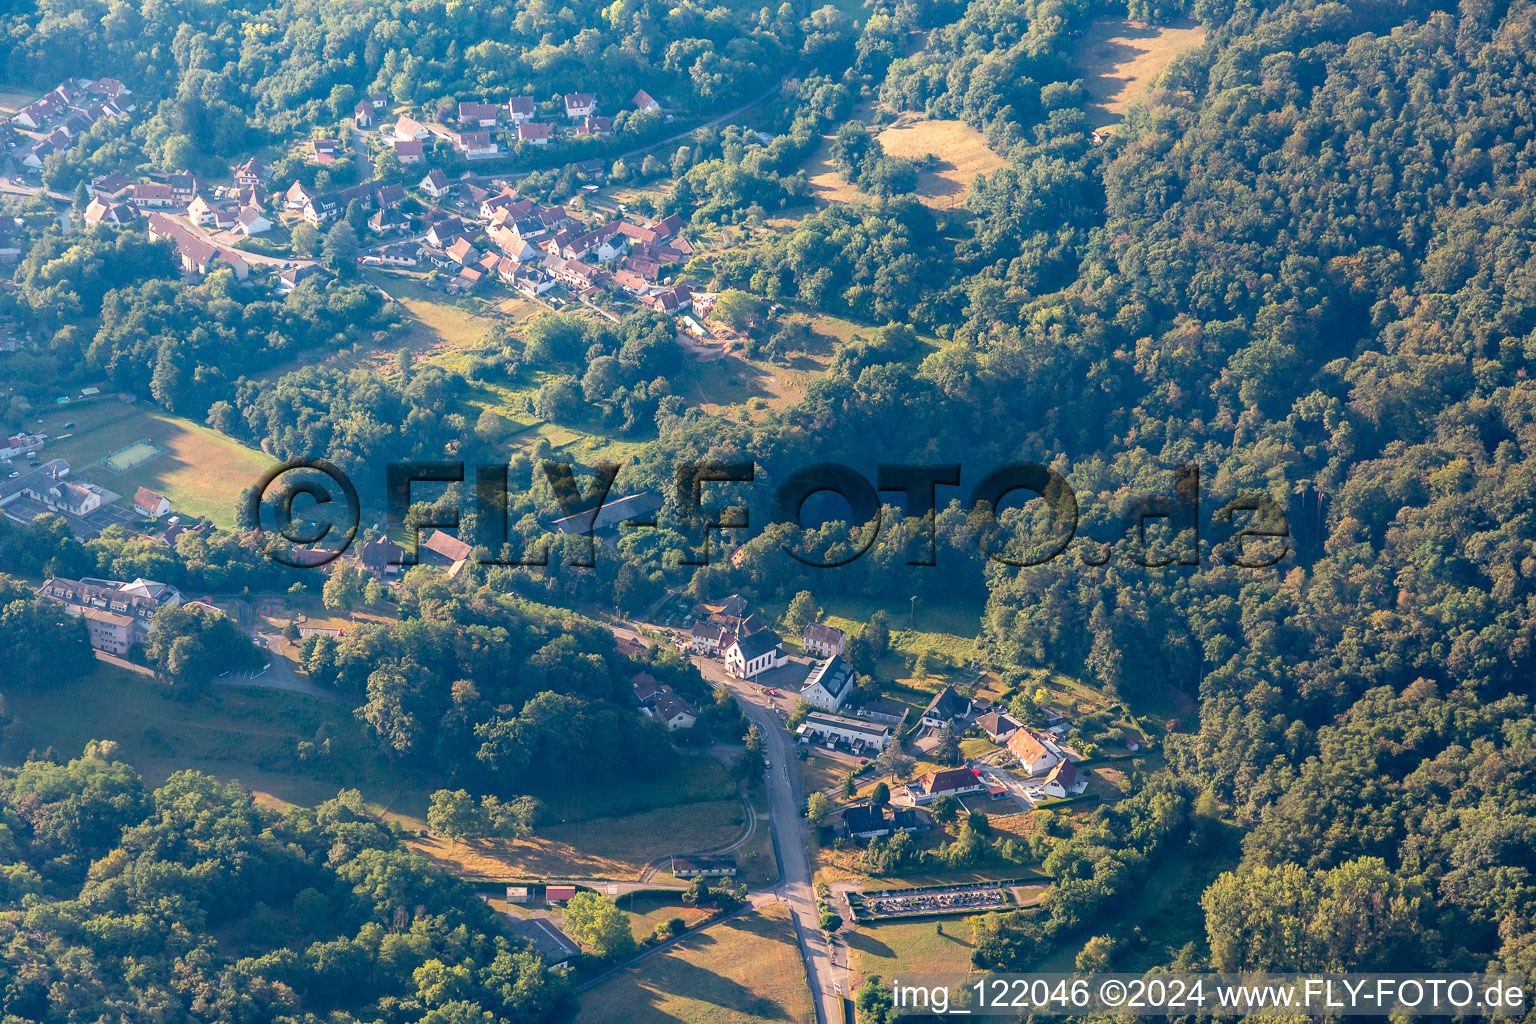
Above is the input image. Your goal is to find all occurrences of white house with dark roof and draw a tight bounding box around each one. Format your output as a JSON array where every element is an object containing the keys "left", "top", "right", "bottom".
[
  {"left": 799, "top": 654, "right": 855, "bottom": 712},
  {"left": 507, "top": 97, "right": 536, "bottom": 124},
  {"left": 725, "top": 629, "right": 785, "bottom": 680},
  {"left": 974, "top": 710, "right": 1021, "bottom": 743},
  {"left": 919, "top": 685, "right": 972, "bottom": 729},
  {"left": 649, "top": 691, "right": 696, "bottom": 730},
  {"left": 418, "top": 169, "right": 451, "bottom": 198},
  {"left": 905, "top": 767, "right": 987, "bottom": 805},
  {"left": 563, "top": 93, "right": 597, "bottom": 119},
  {"left": 1041, "top": 759, "right": 1088, "bottom": 798}
]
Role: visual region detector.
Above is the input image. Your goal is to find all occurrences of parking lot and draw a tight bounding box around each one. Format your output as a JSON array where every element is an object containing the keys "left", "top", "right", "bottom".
[{"left": 2, "top": 495, "right": 141, "bottom": 539}]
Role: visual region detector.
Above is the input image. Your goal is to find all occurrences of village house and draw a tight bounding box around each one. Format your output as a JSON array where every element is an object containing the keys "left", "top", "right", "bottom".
[
  {"left": 233, "top": 157, "right": 269, "bottom": 186},
  {"left": 905, "top": 767, "right": 988, "bottom": 805},
  {"left": 919, "top": 685, "right": 973, "bottom": 729},
  {"left": 506, "top": 97, "right": 536, "bottom": 124},
  {"left": 457, "top": 100, "right": 499, "bottom": 127},
  {"left": 517, "top": 122, "right": 555, "bottom": 146},
  {"left": 797, "top": 711, "right": 892, "bottom": 752},
  {"left": 89, "top": 171, "right": 133, "bottom": 198},
  {"left": 368, "top": 206, "right": 410, "bottom": 234},
  {"left": 133, "top": 487, "right": 171, "bottom": 518},
  {"left": 186, "top": 194, "right": 237, "bottom": 229},
  {"left": 353, "top": 100, "right": 374, "bottom": 128},
  {"left": 146, "top": 214, "right": 249, "bottom": 281},
  {"left": 392, "top": 139, "right": 425, "bottom": 165},
  {"left": 1008, "top": 728, "right": 1064, "bottom": 776},
  {"left": 799, "top": 653, "right": 855, "bottom": 712},
  {"left": 454, "top": 130, "right": 498, "bottom": 159},
  {"left": 420, "top": 529, "right": 473, "bottom": 567},
  {"left": 689, "top": 620, "right": 732, "bottom": 654},
  {"left": 576, "top": 115, "right": 613, "bottom": 136},
  {"left": 234, "top": 206, "right": 272, "bottom": 236},
  {"left": 130, "top": 182, "right": 176, "bottom": 208},
  {"left": 612, "top": 268, "right": 650, "bottom": 294},
  {"left": 168, "top": 173, "right": 199, "bottom": 203},
  {"left": 393, "top": 116, "right": 430, "bottom": 141},
  {"left": 424, "top": 217, "right": 470, "bottom": 247},
  {"left": 842, "top": 805, "right": 919, "bottom": 840},
  {"left": 670, "top": 855, "right": 737, "bottom": 879},
  {"left": 549, "top": 492, "right": 662, "bottom": 535},
  {"left": 563, "top": 93, "right": 597, "bottom": 119},
  {"left": 374, "top": 241, "right": 423, "bottom": 266},
  {"left": 631, "top": 671, "right": 668, "bottom": 703},
  {"left": 446, "top": 237, "right": 480, "bottom": 265},
  {"left": 504, "top": 918, "right": 580, "bottom": 967},
  {"left": 801, "top": 622, "right": 846, "bottom": 657},
  {"left": 451, "top": 266, "right": 483, "bottom": 293},
  {"left": 278, "top": 263, "right": 328, "bottom": 292},
  {"left": 644, "top": 283, "right": 694, "bottom": 314},
  {"left": 419, "top": 169, "right": 452, "bottom": 198},
  {"left": 649, "top": 691, "right": 696, "bottom": 730},
  {"left": 84, "top": 196, "right": 135, "bottom": 228},
  {"left": 1041, "top": 759, "right": 1089, "bottom": 798},
  {"left": 310, "top": 138, "right": 340, "bottom": 164},
  {"left": 725, "top": 629, "right": 787, "bottom": 680},
  {"left": 974, "top": 710, "right": 1022, "bottom": 743},
  {"left": 632, "top": 89, "right": 661, "bottom": 113},
  {"left": 358, "top": 536, "right": 407, "bottom": 578},
  {"left": 284, "top": 180, "right": 316, "bottom": 210},
  {"left": 0, "top": 433, "right": 43, "bottom": 459}
]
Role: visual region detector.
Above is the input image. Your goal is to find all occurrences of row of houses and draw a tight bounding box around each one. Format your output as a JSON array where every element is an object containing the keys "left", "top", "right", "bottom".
[
  {"left": 373, "top": 90, "right": 661, "bottom": 158},
  {"left": 11, "top": 77, "right": 136, "bottom": 170},
  {"left": 145, "top": 213, "right": 250, "bottom": 280}
]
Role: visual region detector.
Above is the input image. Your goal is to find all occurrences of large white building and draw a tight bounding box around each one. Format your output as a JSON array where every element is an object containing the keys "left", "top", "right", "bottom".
[
  {"left": 796, "top": 711, "right": 891, "bottom": 752},
  {"left": 798, "top": 653, "right": 855, "bottom": 712},
  {"left": 36, "top": 576, "right": 185, "bottom": 652}
]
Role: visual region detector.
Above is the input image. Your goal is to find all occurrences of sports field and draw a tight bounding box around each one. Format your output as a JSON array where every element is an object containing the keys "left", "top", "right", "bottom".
[
  {"left": 35, "top": 401, "right": 275, "bottom": 528},
  {"left": 102, "top": 439, "right": 164, "bottom": 472}
]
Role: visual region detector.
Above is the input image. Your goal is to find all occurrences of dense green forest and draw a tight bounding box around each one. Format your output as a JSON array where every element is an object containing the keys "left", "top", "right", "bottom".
[{"left": 0, "top": 754, "right": 574, "bottom": 1022}]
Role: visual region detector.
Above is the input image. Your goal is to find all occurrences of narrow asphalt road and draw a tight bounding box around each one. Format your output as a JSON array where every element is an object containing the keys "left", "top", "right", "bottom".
[
  {"left": 606, "top": 620, "right": 845, "bottom": 1022},
  {"left": 692, "top": 649, "right": 845, "bottom": 1024}
]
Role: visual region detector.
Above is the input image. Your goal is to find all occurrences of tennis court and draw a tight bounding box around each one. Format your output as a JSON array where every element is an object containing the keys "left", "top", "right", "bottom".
[{"left": 102, "top": 439, "right": 164, "bottom": 473}]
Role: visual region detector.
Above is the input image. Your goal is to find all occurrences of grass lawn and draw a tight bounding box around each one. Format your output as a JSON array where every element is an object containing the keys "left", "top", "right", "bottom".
[
  {"left": 847, "top": 918, "right": 978, "bottom": 985},
  {"left": 0, "top": 87, "right": 37, "bottom": 113},
  {"left": 578, "top": 903, "right": 815, "bottom": 1024},
  {"left": 531, "top": 754, "right": 737, "bottom": 822},
  {"left": 737, "top": 807, "right": 779, "bottom": 887},
  {"left": 614, "top": 892, "right": 714, "bottom": 943},
  {"left": 0, "top": 664, "right": 409, "bottom": 811},
  {"left": 799, "top": 753, "right": 849, "bottom": 797},
  {"left": 1071, "top": 16, "right": 1208, "bottom": 126},
  {"left": 874, "top": 116, "right": 1009, "bottom": 210},
  {"left": 404, "top": 799, "right": 743, "bottom": 881},
  {"left": 35, "top": 400, "right": 275, "bottom": 529}
]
